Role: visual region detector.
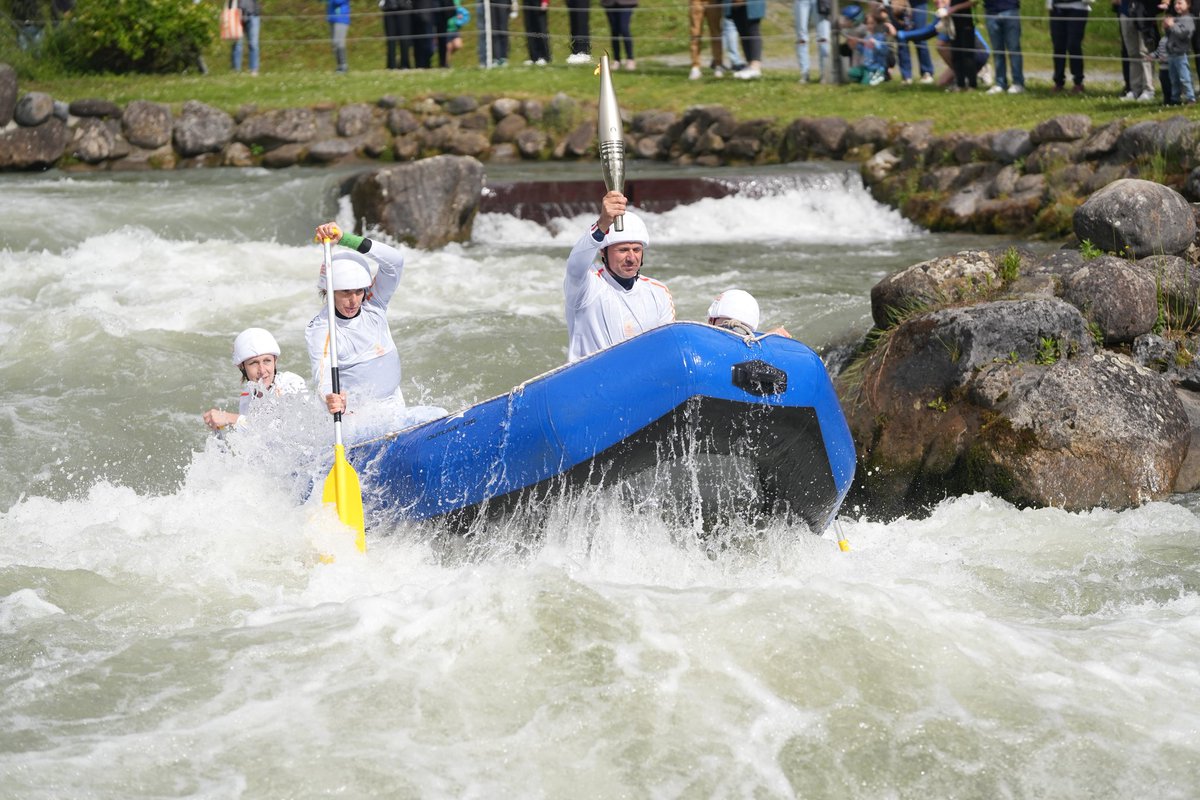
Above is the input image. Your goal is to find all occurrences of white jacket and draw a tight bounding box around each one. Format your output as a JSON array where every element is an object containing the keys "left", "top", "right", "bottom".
[
  {"left": 234, "top": 370, "right": 307, "bottom": 427},
  {"left": 306, "top": 238, "right": 405, "bottom": 408},
  {"left": 564, "top": 225, "right": 675, "bottom": 362}
]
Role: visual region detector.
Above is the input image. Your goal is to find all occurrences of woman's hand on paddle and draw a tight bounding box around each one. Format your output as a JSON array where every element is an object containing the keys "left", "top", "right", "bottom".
[
  {"left": 598, "top": 191, "right": 627, "bottom": 234},
  {"left": 203, "top": 408, "right": 240, "bottom": 430},
  {"left": 325, "top": 391, "right": 348, "bottom": 416},
  {"left": 314, "top": 222, "right": 343, "bottom": 244}
]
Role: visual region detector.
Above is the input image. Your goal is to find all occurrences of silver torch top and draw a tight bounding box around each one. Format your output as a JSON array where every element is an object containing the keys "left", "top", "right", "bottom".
[{"left": 597, "top": 53, "right": 626, "bottom": 232}]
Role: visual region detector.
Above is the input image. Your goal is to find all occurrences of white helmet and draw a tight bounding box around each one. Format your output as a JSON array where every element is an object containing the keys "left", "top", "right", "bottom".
[
  {"left": 231, "top": 327, "right": 280, "bottom": 367},
  {"left": 318, "top": 252, "right": 372, "bottom": 291},
  {"left": 602, "top": 211, "right": 650, "bottom": 249},
  {"left": 707, "top": 289, "right": 761, "bottom": 332}
]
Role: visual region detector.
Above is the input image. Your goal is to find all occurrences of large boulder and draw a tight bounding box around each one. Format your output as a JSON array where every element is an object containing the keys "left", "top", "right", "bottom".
[
  {"left": 14, "top": 91, "right": 54, "bottom": 127},
  {"left": 71, "top": 117, "right": 119, "bottom": 164},
  {"left": 173, "top": 100, "right": 234, "bottom": 157},
  {"left": 870, "top": 250, "right": 1004, "bottom": 329},
  {"left": 1073, "top": 178, "right": 1196, "bottom": 258},
  {"left": 349, "top": 154, "right": 485, "bottom": 249},
  {"left": 235, "top": 107, "right": 318, "bottom": 149},
  {"left": 0, "top": 118, "right": 69, "bottom": 170},
  {"left": 122, "top": 100, "right": 172, "bottom": 149},
  {"left": 839, "top": 297, "right": 1187, "bottom": 518},
  {"left": 1061, "top": 255, "right": 1157, "bottom": 344}
]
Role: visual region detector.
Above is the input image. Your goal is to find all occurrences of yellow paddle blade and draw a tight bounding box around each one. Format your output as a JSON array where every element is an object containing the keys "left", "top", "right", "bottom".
[{"left": 322, "top": 444, "right": 366, "bottom": 552}]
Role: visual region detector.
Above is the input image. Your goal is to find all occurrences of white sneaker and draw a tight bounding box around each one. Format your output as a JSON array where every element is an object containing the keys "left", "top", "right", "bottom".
[
  {"left": 978, "top": 64, "right": 994, "bottom": 86},
  {"left": 566, "top": 52, "right": 592, "bottom": 65},
  {"left": 986, "top": 85, "right": 1005, "bottom": 94},
  {"left": 734, "top": 66, "right": 761, "bottom": 80},
  {"left": 534, "top": 58, "right": 547, "bottom": 67},
  {"left": 1007, "top": 84, "right": 1024, "bottom": 94},
  {"left": 920, "top": 73, "right": 934, "bottom": 84},
  {"left": 868, "top": 71, "right": 885, "bottom": 86},
  {"left": 1120, "top": 90, "right": 1136, "bottom": 101},
  {"left": 713, "top": 66, "right": 725, "bottom": 78},
  {"left": 1137, "top": 89, "right": 1155, "bottom": 102},
  {"left": 689, "top": 65, "right": 702, "bottom": 80}
]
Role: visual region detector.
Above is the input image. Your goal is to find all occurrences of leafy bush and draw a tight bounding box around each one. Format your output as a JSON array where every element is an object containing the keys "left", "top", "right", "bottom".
[{"left": 47, "top": 0, "right": 214, "bottom": 74}]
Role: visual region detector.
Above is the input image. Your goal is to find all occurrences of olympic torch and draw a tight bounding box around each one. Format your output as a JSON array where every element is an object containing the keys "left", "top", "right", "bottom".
[{"left": 597, "top": 53, "right": 625, "bottom": 232}]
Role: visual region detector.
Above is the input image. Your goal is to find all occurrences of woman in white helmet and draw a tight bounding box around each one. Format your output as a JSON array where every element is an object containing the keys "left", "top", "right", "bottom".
[
  {"left": 202, "top": 327, "right": 308, "bottom": 431},
  {"left": 706, "top": 289, "right": 791, "bottom": 338},
  {"left": 306, "top": 221, "right": 405, "bottom": 416},
  {"left": 564, "top": 190, "right": 675, "bottom": 362}
]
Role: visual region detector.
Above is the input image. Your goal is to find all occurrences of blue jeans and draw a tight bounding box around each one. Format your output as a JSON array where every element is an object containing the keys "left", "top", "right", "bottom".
[
  {"left": 231, "top": 13, "right": 260, "bottom": 73},
  {"left": 984, "top": 8, "right": 1023, "bottom": 89},
  {"left": 792, "top": 0, "right": 831, "bottom": 79},
  {"left": 722, "top": 16, "right": 744, "bottom": 68},
  {"left": 896, "top": 2, "right": 933, "bottom": 80},
  {"left": 1169, "top": 54, "right": 1196, "bottom": 102}
]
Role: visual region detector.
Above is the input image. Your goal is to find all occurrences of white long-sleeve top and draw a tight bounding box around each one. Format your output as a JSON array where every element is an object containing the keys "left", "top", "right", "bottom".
[
  {"left": 564, "top": 225, "right": 675, "bottom": 362},
  {"left": 305, "top": 238, "right": 405, "bottom": 408}
]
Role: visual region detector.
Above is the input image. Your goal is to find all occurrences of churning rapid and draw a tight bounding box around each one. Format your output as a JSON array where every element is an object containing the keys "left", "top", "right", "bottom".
[{"left": 1, "top": 164, "right": 1197, "bottom": 798}]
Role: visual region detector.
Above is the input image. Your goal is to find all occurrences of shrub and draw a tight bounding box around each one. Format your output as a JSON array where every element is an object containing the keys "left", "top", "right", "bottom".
[{"left": 47, "top": 0, "right": 214, "bottom": 74}]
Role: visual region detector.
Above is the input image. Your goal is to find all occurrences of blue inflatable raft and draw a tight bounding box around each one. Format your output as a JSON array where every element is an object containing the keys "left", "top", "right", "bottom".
[{"left": 348, "top": 322, "right": 856, "bottom": 532}]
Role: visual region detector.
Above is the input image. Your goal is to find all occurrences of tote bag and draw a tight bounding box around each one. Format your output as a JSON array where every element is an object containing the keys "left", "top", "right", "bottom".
[{"left": 220, "top": 0, "right": 243, "bottom": 40}]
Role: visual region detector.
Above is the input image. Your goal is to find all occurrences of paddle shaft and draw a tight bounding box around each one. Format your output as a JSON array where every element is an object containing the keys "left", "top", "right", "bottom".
[{"left": 323, "top": 239, "right": 345, "bottom": 444}]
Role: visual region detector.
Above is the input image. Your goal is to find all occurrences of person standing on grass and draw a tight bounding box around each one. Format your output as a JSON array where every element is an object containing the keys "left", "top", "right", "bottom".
[
  {"left": 689, "top": 0, "right": 725, "bottom": 80},
  {"left": 601, "top": 0, "right": 638, "bottom": 70},
  {"left": 232, "top": 0, "right": 262, "bottom": 75},
  {"left": 982, "top": 0, "right": 1024, "bottom": 93},
  {"left": 327, "top": 0, "right": 350, "bottom": 73},
  {"left": 726, "top": 0, "right": 766, "bottom": 79},
  {"left": 1048, "top": 0, "right": 1090, "bottom": 92},
  {"left": 1119, "top": 0, "right": 1159, "bottom": 101},
  {"left": 1146, "top": 0, "right": 1196, "bottom": 104}
]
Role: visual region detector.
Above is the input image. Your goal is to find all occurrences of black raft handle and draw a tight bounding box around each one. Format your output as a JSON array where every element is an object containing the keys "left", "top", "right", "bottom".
[{"left": 731, "top": 360, "right": 788, "bottom": 396}]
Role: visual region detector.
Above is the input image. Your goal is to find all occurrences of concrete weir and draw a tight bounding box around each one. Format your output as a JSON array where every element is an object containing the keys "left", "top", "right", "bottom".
[{"left": 478, "top": 171, "right": 852, "bottom": 223}]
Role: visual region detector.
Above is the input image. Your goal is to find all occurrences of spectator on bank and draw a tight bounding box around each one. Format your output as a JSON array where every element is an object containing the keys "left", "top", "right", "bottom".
[
  {"left": 11, "top": 0, "right": 44, "bottom": 52},
  {"left": 893, "top": 0, "right": 935, "bottom": 83},
  {"left": 689, "top": 0, "right": 725, "bottom": 79},
  {"left": 982, "top": 0, "right": 1023, "bottom": 92},
  {"left": 934, "top": 0, "right": 979, "bottom": 90},
  {"left": 1120, "top": 0, "right": 1160, "bottom": 100},
  {"left": 794, "top": 0, "right": 833, "bottom": 82},
  {"left": 523, "top": 0, "right": 552, "bottom": 65},
  {"left": 327, "top": 0, "right": 350, "bottom": 73},
  {"left": 565, "top": 0, "right": 593, "bottom": 63},
  {"left": 382, "top": 0, "right": 415, "bottom": 69},
  {"left": 1148, "top": 0, "right": 1196, "bottom": 104},
  {"left": 1049, "top": 0, "right": 1090, "bottom": 92},
  {"left": 232, "top": 0, "right": 262, "bottom": 74},
  {"left": 845, "top": 6, "right": 891, "bottom": 84},
  {"left": 726, "top": 0, "right": 766, "bottom": 79},
  {"left": 601, "top": 0, "right": 638, "bottom": 69},
  {"left": 476, "top": 0, "right": 512, "bottom": 65}
]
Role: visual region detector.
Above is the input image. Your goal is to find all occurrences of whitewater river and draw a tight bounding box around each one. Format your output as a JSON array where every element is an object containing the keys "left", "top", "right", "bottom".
[{"left": 1, "top": 163, "right": 1198, "bottom": 798}]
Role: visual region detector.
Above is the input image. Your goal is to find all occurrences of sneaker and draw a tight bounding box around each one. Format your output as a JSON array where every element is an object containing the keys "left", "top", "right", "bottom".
[
  {"left": 986, "top": 85, "right": 1005, "bottom": 94},
  {"left": 713, "top": 66, "right": 725, "bottom": 78},
  {"left": 920, "top": 73, "right": 934, "bottom": 84},
  {"left": 1070, "top": 84, "right": 1084, "bottom": 94},
  {"left": 734, "top": 66, "right": 761, "bottom": 80},
  {"left": 731, "top": 62, "right": 748, "bottom": 72},
  {"left": 566, "top": 52, "right": 592, "bottom": 65},
  {"left": 623, "top": 59, "right": 636, "bottom": 71},
  {"left": 1007, "top": 84, "right": 1024, "bottom": 94},
  {"left": 902, "top": 78, "right": 912, "bottom": 85},
  {"left": 689, "top": 65, "right": 702, "bottom": 80},
  {"left": 1137, "top": 89, "right": 1155, "bottom": 102},
  {"left": 868, "top": 71, "right": 885, "bottom": 86},
  {"left": 978, "top": 63, "right": 994, "bottom": 86},
  {"left": 1119, "top": 90, "right": 1136, "bottom": 101}
]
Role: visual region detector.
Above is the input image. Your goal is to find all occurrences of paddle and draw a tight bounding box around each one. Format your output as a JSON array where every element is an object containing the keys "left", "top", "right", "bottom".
[{"left": 319, "top": 234, "right": 366, "bottom": 553}]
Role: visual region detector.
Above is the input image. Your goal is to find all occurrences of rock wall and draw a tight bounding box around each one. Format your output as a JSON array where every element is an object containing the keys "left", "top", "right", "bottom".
[{"left": 3, "top": 63, "right": 1199, "bottom": 238}]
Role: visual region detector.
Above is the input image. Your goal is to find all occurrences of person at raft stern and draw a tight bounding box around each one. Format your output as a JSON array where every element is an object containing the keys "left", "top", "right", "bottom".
[
  {"left": 306, "top": 221, "right": 405, "bottom": 417},
  {"left": 564, "top": 191, "right": 675, "bottom": 363},
  {"left": 706, "top": 289, "right": 792, "bottom": 338},
  {"left": 203, "top": 328, "right": 307, "bottom": 431}
]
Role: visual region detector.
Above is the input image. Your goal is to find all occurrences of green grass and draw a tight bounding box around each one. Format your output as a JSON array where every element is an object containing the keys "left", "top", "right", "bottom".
[{"left": 4, "top": 0, "right": 1190, "bottom": 135}]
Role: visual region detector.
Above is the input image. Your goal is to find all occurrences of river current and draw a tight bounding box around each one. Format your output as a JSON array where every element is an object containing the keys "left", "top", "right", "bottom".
[{"left": 1, "top": 164, "right": 1197, "bottom": 798}]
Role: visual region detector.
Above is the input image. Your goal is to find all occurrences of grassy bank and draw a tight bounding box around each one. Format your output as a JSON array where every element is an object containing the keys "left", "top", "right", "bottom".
[{"left": 5, "top": 0, "right": 1192, "bottom": 135}]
